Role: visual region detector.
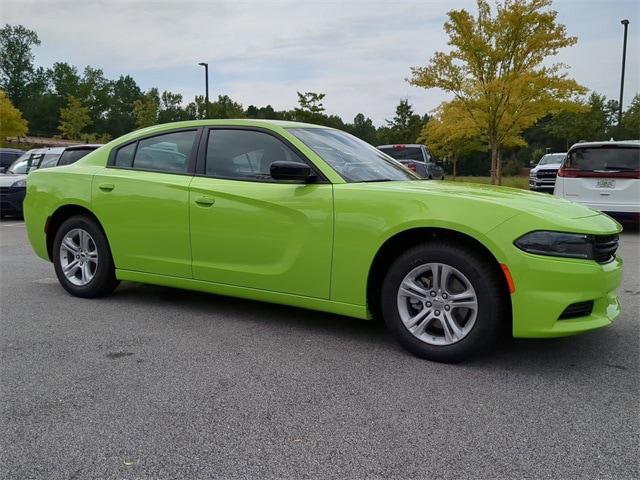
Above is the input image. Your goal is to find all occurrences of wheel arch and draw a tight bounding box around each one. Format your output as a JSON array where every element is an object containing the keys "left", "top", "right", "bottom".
[
  {"left": 46, "top": 204, "right": 107, "bottom": 261},
  {"left": 366, "top": 227, "right": 512, "bottom": 323}
]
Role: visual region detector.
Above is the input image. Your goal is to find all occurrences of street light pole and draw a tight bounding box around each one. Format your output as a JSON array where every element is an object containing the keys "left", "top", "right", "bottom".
[
  {"left": 618, "top": 19, "right": 629, "bottom": 125},
  {"left": 198, "top": 62, "right": 209, "bottom": 118}
]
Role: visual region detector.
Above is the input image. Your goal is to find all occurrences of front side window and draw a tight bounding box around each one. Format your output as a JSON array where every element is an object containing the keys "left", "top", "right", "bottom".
[
  {"left": 113, "top": 130, "right": 196, "bottom": 173},
  {"left": 206, "top": 129, "right": 305, "bottom": 181},
  {"left": 289, "top": 128, "right": 417, "bottom": 182}
]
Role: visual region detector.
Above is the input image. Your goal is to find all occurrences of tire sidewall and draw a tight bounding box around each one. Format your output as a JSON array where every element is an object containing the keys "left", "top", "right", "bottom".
[
  {"left": 52, "top": 216, "right": 116, "bottom": 298},
  {"left": 381, "top": 243, "right": 503, "bottom": 362}
]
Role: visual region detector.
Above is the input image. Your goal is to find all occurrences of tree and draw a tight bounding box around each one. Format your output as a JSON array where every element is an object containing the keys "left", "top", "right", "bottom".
[
  {"left": 621, "top": 93, "right": 640, "bottom": 139},
  {"left": 379, "top": 99, "right": 426, "bottom": 144},
  {"left": 545, "top": 92, "right": 609, "bottom": 148},
  {"left": 58, "top": 96, "right": 91, "bottom": 139},
  {"left": 0, "top": 24, "right": 41, "bottom": 109},
  {"left": 409, "top": 0, "right": 586, "bottom": 184},
  {"left": 210, "top": 94, "right": 244, "bottom": 119},
  {"left": 347, "top": 113, "right": 377, "bottom": 144},
  {"left": 0, "top": 89, "right": 28, "bottom": 144},
  {"left": 133, "top": 88, "right": 160, "bottom": 128},
  {"left": 295, "top": 91, "right": 325, "bottom": 114},
  {"left": 420, "top": 103, "right": 485, "bottom": 177},
  {"left": 107, "top": 75, "right": 143, "bottom": 136}
]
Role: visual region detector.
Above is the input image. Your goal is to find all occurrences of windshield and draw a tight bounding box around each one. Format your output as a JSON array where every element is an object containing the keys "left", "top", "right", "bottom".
[
  {"left": 567, "top": 147, "right": 639, "bottom": 171},
  {"left": 7, "top": 153, "right": 42, "bottom": 174},
  {"left": 538, "top": 153, "right": 565, "bottom": 165},
  {"left": 379, "top": 146, "right": 423, "bottom": 162},
  {"left": 288, "top": 128, "right": 418, "bottom": 182}
]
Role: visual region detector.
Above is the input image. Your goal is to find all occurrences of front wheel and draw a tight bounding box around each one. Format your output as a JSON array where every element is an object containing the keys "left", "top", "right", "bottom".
[
  {"left": 380, "top": 242, "right": 507, "bottom": 362},
  {"left": 52, "top": 215, "right": 119, "bottom": 298}
]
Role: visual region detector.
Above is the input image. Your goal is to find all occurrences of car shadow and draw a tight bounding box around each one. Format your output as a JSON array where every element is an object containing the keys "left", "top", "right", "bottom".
[{"left": 105, "top": 281, "right": 632, "bottom": 370}]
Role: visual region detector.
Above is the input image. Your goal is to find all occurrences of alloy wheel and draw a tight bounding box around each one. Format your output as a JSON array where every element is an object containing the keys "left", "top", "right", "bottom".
[
  {"left": 59, "top": 228, "right": 99, "bottom": 286},
  {"left": 396, "top": 262, "right": 478, "bottom": 345}
]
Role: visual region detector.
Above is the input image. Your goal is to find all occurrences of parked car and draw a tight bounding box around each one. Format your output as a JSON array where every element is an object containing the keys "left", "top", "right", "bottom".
[
  {"left": 529, "top": 152, "right": 566, "bottom": 193},
  {"left": 0, "top": 148, "right": 25, "bottom": 173},
  {"left": 23, "top": 120, "right": 622, "bottom": 362},
  {"left": 377, "top": 144, "right": 445, "bottom": 179},
  {"left": 0, "top": 145, "right": 100, "bottom": 218},
  {"left": 554, "top": 140, "right": 639, "bottom": 223}
]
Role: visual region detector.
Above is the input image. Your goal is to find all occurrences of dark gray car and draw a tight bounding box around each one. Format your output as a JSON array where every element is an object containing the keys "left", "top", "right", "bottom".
[{"left": 377, "top": 144, "right": 445, "bottom": 179}]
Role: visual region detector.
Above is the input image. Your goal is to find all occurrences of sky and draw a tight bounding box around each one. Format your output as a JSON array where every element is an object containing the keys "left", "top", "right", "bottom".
[{"left": 2, "top": 0, "right": 639, "bottom": 125}]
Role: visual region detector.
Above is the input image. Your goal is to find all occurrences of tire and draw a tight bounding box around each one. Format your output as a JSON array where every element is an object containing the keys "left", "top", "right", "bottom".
[
  {"left": 52, "top": 215, "right": 119, "bottom": 298},
  {"left": 380, "top": 242, "right": 506, "bottom": 362}
]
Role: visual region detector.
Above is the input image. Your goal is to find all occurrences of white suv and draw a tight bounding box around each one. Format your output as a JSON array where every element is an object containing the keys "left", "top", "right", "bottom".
[
  {"left": 529, "top": 152, "right": 565, "bottom": 193},
  {"left": 554, "top": 140, "right": 639, "bottom": 223}
]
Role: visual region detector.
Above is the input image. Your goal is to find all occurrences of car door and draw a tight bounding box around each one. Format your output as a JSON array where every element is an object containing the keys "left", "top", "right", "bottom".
[
  {"left": 91, "top": 128, "right": 200, "bottom": 278},
  {"left": 189, "top": 127, "right": 334, "bottom": 298}
]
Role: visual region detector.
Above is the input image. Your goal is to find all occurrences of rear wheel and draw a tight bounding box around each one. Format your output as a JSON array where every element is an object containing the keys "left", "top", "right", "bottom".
[
  {"left": 52, "top": 215, "right": 119, "bottom": 298},
  {"left": 380, "top": 242, "right": 506, "bottom": 362}
]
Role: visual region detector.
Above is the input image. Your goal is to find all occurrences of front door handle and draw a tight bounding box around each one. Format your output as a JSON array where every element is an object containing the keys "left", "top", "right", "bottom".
[
  {"left": 194, "top": 196, "right": 215, "bottom": 207},
  {"left": 98, "top": 183, "right": 115, "bottom": 192}
]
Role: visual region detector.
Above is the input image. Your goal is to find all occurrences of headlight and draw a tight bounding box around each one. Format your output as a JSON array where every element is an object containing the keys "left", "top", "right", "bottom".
[
  {"left": 514, "top": 231, "right": 594, "bottom": 260},
  {"left": 10, "top": 179, "right": 26, "bottom": 188}
]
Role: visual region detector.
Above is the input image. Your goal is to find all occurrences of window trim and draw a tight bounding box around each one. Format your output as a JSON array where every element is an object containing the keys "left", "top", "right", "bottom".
[
  {"left": 196, "top": 126, "right": 329, "bottom": 184},
  {"left": 107, "top": 127, "right": 203, "bottom": 176}
]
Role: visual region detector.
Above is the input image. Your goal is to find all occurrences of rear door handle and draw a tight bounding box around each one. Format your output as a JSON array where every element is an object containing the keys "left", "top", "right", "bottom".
[
  {"left": 98, "top": 183, "right": 115, "bottom": 192},
  {"left": 194, "top": 196, "right": 215, "bottom": 207}
]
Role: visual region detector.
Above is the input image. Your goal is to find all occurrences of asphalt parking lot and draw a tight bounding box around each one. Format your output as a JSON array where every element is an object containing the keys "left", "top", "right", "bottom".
[{"left": 1, "top": 220, "right": 638, "bottom": 480}]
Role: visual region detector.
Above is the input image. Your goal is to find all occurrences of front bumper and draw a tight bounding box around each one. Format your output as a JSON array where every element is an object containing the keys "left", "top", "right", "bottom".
[
  {"left": 529, "top": 177, "right": 556, "bottom": 192},
  {"left": 0, "top": 186, "right": 26, "bottom": 215},
  {"left": 509, "top": 251, "right": 622, "bottom": 337}
]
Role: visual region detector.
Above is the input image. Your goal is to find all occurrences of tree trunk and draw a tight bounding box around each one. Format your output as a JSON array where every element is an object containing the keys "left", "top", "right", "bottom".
[
  {"left": 490, "top": 143, "right": 498, "bottom": 184},
  {"left": 496, "top": 148, "right": 502, "bottom": 186},
  {"left": 453, "top": 156, "right": 457, "bottom": 177}
]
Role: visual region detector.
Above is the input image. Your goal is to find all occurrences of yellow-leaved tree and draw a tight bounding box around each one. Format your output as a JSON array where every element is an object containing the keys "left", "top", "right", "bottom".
[
  {"left": 0, "top": 89, "right": 28, "bottom": 145},
  {"left": 409, "top": 0, "right": 586, "bottom": 184},
  {"left": 420, "top": 102, "right": 486, "bottom": 177}
]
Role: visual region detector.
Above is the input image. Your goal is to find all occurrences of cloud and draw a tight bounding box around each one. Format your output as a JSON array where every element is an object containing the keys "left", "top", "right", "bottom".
[{"left": 3, "top": 0, "right": 639, "bottom": 125}]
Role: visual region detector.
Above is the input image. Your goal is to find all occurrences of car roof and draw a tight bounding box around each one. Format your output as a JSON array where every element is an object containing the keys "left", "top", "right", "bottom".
[
  {"left": 569, "top": 140, "right": 640, "bottom": 150},
  {"left": 377, "top": 144, "right": 423, "bottom": 148},
  {"left": 44, "top": 147, "right": 66, "bottom": 154}
]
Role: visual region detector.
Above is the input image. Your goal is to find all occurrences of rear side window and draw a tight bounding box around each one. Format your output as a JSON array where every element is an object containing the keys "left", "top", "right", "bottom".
[
  {"left": 114, "top": 143, "right": 136, "bottom": 168},
  {"left": 113, "top": 130, "right": 197, "bottom": 173},
  {"left": 58, "top": 149, "right": 95, "bottom": 166},
  {"left": 567, "top": 147, "right": 639, "bottom": 172},
  {"left": 38, "top": 154, "right": 62, "bottom": 169}
]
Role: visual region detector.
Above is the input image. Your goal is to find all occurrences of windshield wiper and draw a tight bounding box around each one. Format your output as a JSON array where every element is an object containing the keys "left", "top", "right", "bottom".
[{"left": 361, "top": 178, "right": 395, "bottom": 183}]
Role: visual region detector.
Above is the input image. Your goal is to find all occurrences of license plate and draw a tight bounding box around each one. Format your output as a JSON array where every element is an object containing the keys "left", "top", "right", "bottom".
[{"left": 596, "top": 179, "right": 615, "bottom": 188}]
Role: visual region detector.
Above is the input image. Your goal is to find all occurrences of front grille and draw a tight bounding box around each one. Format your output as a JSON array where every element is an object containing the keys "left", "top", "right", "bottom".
[
  {"left": 0, "top": 186, "right": 9, "bottom": 195},
  {"left": 594, "top": 234, "right": 619, "bottom": 264},
  {"left": 559, "top": 300, "right": 594, "bottom": 319},
  {"left": 536, "top": 169, "right": 558, "bottom": 179}
]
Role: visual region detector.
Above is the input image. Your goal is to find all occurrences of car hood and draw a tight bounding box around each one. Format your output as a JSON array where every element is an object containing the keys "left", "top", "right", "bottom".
[
  {"left": 0, "top": 173, "right": 26, "bottom": 187},
  {"left": 362, "top": 180, "right": 602, "bottom": 220},
  {"left": 531, "top": 163, "right": 561, "bottom": 172}
]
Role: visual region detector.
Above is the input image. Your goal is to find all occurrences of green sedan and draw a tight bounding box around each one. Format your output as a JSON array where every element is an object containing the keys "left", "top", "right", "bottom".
[{"left": 23, "top": 120, "right": 623, "bottom": 362}]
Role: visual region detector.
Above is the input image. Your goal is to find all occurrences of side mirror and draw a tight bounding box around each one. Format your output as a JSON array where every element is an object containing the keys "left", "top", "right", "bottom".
[{"left": 270, "top": 161, "right": 313, "bottom": 181}]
